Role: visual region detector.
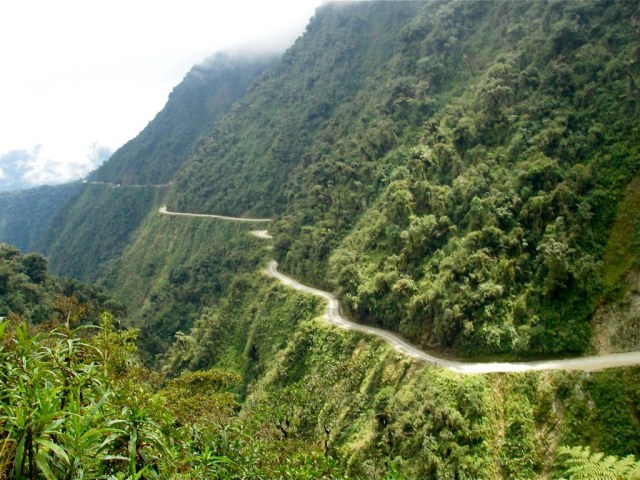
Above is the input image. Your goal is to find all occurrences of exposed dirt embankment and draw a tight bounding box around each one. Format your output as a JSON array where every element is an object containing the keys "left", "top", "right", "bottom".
[{"left": 592, "top": 270, "right": 640, "bottom": 354}]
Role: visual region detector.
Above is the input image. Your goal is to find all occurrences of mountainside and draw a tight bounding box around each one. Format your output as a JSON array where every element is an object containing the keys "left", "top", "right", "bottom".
[
  {"left": 9, "top": 0, "right": 636, "bottom": 360},
  {"left": 9, "top": 54, "right": 274, "bottom": 282},
  {"left": 38, "top": 184, "right": 167, "bottom": 281},
  {"left": 0, "top": 182, "right": 82, "bottom": 252},
  {"left": 168, "top": 0, "right": 640, "bottom": 358},
  {"left": 3, "top": 2, "right": 640, "bottom": 478},
  {"left": 94, "top": 53, "right": 275, "bottom": 185},
  {"left": 3, "top": 0, "right": 637, "bottom": 363},
  {"left": 168, "top": 2, "right": 423, "bottom": 217}
]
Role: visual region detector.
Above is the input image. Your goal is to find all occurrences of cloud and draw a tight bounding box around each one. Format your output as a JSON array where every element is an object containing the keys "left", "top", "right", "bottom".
[
  {"left": 23, "top": 144, "right": 111, "bottom": 185},
  {"left": 0, "top": 148, "right": 37, "bottom": 191},
  {"left": 0, "top": 144, "right": 111, "bottom": 191}
]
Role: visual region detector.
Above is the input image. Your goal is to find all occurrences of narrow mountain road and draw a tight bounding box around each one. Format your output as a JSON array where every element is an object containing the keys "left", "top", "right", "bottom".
[
  {"left": 87, "top": 181, "right": 171, "bottom": 188},
  {"left": 157, "top": 206, "right": 640, "bottom": 374},
  {"left": 265, "top": 261, "right": 640, "bottom": 374},
  {"left": 158, "top": 206, "right": 271, "bottom": 223}
]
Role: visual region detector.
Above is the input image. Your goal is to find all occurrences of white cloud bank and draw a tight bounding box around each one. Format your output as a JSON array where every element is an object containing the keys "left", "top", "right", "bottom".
[
  {"left": 0, "top": 144, "right": 111, "bottom": 190},
  {"left": 20, "top": 144, "right": 112, "bottom": 185}
]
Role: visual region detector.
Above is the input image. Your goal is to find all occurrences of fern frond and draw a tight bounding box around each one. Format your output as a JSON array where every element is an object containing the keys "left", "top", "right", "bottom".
[{"left": 558, "top": 445, "right": 640, "bottom": 480}]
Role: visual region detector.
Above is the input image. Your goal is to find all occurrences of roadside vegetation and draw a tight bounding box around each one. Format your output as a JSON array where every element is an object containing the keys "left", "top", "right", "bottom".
[{"left": 3, "top": 265, "right": 639, "bottom": 478}]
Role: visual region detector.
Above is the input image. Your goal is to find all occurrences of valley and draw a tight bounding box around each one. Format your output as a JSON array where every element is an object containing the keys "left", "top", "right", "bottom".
[{"left": 1, "top": 0, "right": 640, "bottom": 478}]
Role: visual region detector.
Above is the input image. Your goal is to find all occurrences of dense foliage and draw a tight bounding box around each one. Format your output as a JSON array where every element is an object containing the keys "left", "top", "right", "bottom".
[
  {"left": 0, "top": 243, "right": 123, "bottom": 325},
  {"left": 2, "top": 1, "right": 640, "bottom": 478},
  {"left": 3, "top": 300, "right": 639, "bottom": 479},
  {"left": 161, "top": 268, "right": 640, "bottom": 479},
  {"left": 0, "top": 315, "right": 351, "bottom": 479},
  {"left": 320, "top": 0, "right": 640, "bottom": 357},
  {"left": 167, "top": 0, "right": 640, "bottom": 358},
  {"left": 0, "top": 317, "right": 172, "bottom": 479},
  {"left": 0, "top": 250, "right": 344, "bottom": 478}
]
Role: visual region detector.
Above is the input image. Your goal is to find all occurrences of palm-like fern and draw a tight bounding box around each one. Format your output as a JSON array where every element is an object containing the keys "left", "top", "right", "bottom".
[{"left": 558, "top": 445, "right": 640, "bottom": 480}]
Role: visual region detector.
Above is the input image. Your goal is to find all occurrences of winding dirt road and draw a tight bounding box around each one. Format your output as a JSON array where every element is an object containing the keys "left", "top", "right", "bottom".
[
  {"left": 87, "top": 181, "right": 171, "bottom": 188},
  {"left": 157, "top": 206, "right": 640, "bottom": 374},
  {"left": 159, "top": 206, "right": 271, "bottom": 223},
  {"left": 265, "top": 261, "right": 640, "bottom": 374}
]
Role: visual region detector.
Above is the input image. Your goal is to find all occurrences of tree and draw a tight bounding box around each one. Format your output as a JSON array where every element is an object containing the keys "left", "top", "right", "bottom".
[{"left": 21, "top": 253, "right": 48, "bottom": 284}]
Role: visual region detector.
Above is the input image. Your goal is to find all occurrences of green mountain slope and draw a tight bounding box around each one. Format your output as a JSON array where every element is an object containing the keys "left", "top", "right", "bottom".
[
  {"left": 27, "top": 54, "right": 274, "bottom": 281},
  {"left": 169, "top": 0, "right": 640, "bottom": 358},
  {"left": 0, "top": 183, "right": 82, "bottom": 252},
  {"left": 320, "top": 0, "right": 640, "bottom": 357},
  {"left": 167, "top": 1, "right": 423, "bottom": 217},
  {"left": 2, "top": 2, "right": 640, "bottom": 477},
  {"left": 37, "top": 184, "right": 167, "bottom": 281},
  {"left": 94, "top": 53, "right": 275, "bottom": 185},
  {"left": 12, "top": 0, "right": 636, "bottom": 361}
]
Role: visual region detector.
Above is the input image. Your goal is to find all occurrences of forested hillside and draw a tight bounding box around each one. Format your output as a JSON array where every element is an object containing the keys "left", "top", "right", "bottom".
[
  {"left": 2, "top": 1, "right": 640, "bottom": 478},
  {"left": 0, "top": 243, "right": 122, "bottom": 324},
  {"left": 169, "top": 0, "right": 640, "bottom": 358},
  {"left": 0, "top": 183, "right": 82, "bottom": 252},
  {"left": 0, "top": 253, "right": 346, "bottom": 479},
  {"left": 4, "top": 236, "right": 640, "bottom": 479}
]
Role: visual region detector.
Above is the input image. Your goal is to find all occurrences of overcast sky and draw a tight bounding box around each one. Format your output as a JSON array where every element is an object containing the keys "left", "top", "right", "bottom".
[{"left": 0, "top": 0, "right": 323, "bottom": 187}]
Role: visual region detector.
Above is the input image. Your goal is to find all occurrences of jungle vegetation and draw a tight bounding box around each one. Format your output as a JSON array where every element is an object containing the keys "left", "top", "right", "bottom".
[
  {"left": 166, "top": 0, "right": 640, "bottom": 358},
  {"left": 2, "top": 252, "right": 640, "bottom": 479},
  {"left": 1, "top": 0, "right": 640, "bottom": 478}
]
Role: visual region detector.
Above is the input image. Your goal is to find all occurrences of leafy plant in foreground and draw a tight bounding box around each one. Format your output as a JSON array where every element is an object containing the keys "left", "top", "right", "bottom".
[
  {"left": 0, "top": 317, "right": 172, "bottom": 479},
  {"left": 556, "top": 445, "right": 640, "bottom": 479}
]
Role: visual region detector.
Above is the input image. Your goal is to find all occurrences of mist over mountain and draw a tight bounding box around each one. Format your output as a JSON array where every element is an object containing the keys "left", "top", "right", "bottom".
[{"left": 0, "top": 51, "right": 275, "bottom": 281}]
